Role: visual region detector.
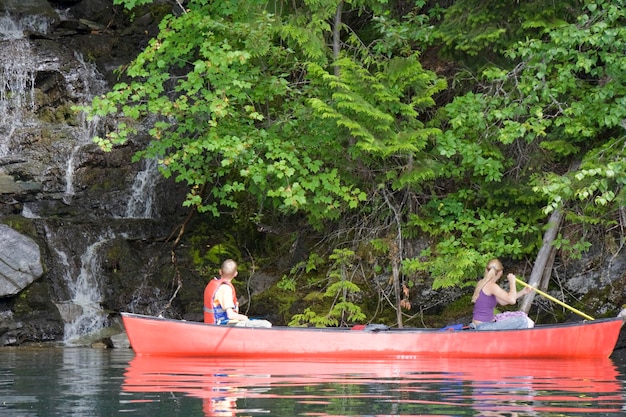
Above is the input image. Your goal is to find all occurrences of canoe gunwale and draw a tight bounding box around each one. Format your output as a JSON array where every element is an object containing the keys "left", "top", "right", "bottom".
[{"left": 120, "top": 311, "right": 621, "bottom": 333}]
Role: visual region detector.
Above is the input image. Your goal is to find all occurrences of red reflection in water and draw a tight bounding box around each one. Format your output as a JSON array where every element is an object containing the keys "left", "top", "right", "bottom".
[{"left": 123, "top": 356, "right": 623, "bottom": 416}]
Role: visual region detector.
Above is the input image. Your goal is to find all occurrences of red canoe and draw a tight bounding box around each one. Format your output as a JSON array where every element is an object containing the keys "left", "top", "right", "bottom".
[{"left": 121, "top": 312, "right": 623, "bottom": 359}]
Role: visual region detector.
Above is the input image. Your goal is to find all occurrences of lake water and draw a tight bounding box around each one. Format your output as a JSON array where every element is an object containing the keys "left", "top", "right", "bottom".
[{"left": 1, "top": 346, "right": 625, "bottom": 416}]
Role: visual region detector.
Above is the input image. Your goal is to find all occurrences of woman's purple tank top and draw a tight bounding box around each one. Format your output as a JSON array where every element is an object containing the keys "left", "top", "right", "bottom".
[{"left": 473, "top": 289, "right": 497, "bottom": 322}]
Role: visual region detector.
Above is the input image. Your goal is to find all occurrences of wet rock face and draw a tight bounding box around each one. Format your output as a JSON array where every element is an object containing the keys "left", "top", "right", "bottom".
[
  {"left": 0, "top": 0, "right": 60, "bottom": 31},
  {"left": 0, "top": 1, "right": 191, "bottom": 346}
]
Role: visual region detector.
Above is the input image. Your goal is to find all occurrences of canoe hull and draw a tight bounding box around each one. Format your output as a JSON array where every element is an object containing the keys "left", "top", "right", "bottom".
[{"left": 121, "top": 312, "right": 623, "bottom": 359}]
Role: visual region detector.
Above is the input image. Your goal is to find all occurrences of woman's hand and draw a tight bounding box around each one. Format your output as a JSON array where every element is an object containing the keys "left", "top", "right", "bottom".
[{"left": 519, "top": 286, "right": 533, "bottom": 296}]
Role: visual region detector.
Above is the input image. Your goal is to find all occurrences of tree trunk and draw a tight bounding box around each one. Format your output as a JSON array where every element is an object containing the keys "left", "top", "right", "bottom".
[
  {"left": 539, "top": 243, "right": 557, "bottom": 293},
  {"left": 382, "top": 188, "right": 404, "bottom": 328},
  {"left": 391, "top": 253, "right": 403, "bottom": 328},
  {"left": 519, "top": 208, "right": 563, "bottom": 312}
]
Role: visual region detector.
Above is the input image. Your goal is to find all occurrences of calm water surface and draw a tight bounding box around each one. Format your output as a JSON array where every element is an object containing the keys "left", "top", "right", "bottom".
[{"left": 1, "top": 346, "right": 625, "bottom": 416}]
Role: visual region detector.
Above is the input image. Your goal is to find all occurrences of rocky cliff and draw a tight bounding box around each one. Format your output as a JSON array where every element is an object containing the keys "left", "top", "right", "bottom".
[{"left": 0, "top": 0, "right": 193, "bottom": 346}]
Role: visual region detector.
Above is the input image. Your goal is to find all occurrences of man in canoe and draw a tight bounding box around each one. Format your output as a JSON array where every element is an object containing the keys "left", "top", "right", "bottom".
[
  {"left": 471, "top": 258, "right": 533, "bottom": 330},
  {"left": 204, "top": 259, "right": 271, "bottom": 328}
]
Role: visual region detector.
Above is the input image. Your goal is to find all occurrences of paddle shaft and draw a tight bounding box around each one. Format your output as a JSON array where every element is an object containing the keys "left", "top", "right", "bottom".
[{"left": 515, "top": 277, "right": 595, "bottom": 321}]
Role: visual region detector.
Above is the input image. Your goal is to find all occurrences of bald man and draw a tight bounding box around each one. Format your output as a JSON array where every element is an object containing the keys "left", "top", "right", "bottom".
[{"left": 203, "top": 259, "right": 271, "bottom": 328}]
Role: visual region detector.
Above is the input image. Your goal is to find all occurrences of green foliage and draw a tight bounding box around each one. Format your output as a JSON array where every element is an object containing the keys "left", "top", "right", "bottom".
[
  {"left": 307, "top": 55, "right": 445, "bottom": 159},
  {"left": 277, "top": 275, "right": 297, "bottom": 292},
  {"left": 278, "top": 253, "right": 326, "bottom": 291},
  {"left": 421, "top": 0, "right": 626, "bottom": 275},
  {"left": 113, "top": 0, "right": 154, "bottom": 9},
  {"left": 404, "top": 248, "right": 484, "bottom": 290},
  {"left": 288, "top": 249, "right": 366, "bottom": 327},
  {"left": 435, "top": 0, "right": 581, "bottom": 64},
  {"left": 366, "top": 9, "right": 434, "bottom": 57},
  {"left": 405, "top": 173, "right": 545, "bottom": 287},
  {"left": 187, "top": 222, "right": 242, "bottom": 273},
  {"left": 84, "top": 0, "right": 626, "bottom": 320},
  {"left": 88, "top": 1, "right": 388, "bottom": 228},
  {"left": 552, "top": 233, "right": 593, "bottom": 260},
  {"left": 406, "top": 201, "right": 537, "bottom": 289},
  {"left": 87, "top": 0, "right": 446, "bottom": 233}
]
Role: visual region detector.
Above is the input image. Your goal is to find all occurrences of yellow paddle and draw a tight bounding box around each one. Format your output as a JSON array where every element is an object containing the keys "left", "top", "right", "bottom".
[{"left": 515, "top": 277, "right": 595, "bottom": 321}]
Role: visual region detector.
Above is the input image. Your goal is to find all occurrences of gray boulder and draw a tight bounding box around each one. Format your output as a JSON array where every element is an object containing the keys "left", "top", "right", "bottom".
[{"left": 0, "top": 224, "right": 43, "bottom": 296}]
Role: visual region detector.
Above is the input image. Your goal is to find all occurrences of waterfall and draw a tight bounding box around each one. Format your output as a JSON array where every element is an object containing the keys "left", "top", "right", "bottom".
[
  {"left": 125, "top": 158, "right": 159, "bottom": 219},
  {"left": 0, "top": 13, "right": 105, "bottom": 180},
  {"left": 52, "top": 230, "right": 111, "bottom": 345},
  {"left": 0, "top": 32, "right": 35, "bottom": 157},
  {"left": 1, "top": 12, "right": 114, "bottom": 343},
  {"left": 63, "top": 53, "right": 107, "bottom": 204},
  {"left": 0, "top": 39, "right": 35, "bottom": 115},
  {"left": 1, "top": 9, "right": 167, "bottom": 344},
  {"left": 0, "top": 13, "right": 24, "bottom": 40},
  {"left": 0, "top": 13, "right": 51, "bottom": 40}
]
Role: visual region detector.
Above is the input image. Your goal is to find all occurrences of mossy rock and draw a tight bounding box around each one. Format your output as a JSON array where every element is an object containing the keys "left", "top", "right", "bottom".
[{"left": 13, "top": 282, "right": 61, "bottom": 323}]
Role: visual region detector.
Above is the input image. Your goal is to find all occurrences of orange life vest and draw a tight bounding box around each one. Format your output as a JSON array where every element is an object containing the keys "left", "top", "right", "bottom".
[{"left": 203, "top": 278, "right": 238, "bottom": 324}]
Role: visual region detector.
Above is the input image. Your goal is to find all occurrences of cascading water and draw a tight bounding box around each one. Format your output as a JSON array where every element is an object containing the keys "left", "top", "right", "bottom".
[
  {"left": 1, "top": 10, "right": 163, "bottom": 344},
  {"left": 52, "top": 230, "right": 110, "bottom": 345},
  {"left": 125, "top": 158, "right": 159, "bottom": 219},
  {"left": 0, "top": 16, "right": 36, "bottom": 157},
  {"left": 0, "top": 13, "right": 103, "bottom": 344},
  {"left": 63, "top": 53, "right": 107, "bottom": 204}
]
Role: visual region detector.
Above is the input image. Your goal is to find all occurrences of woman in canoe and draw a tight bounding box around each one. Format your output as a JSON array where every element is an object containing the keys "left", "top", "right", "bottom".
[{"left": 471, "top": 258, "right": 533, "bottom": 330}]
